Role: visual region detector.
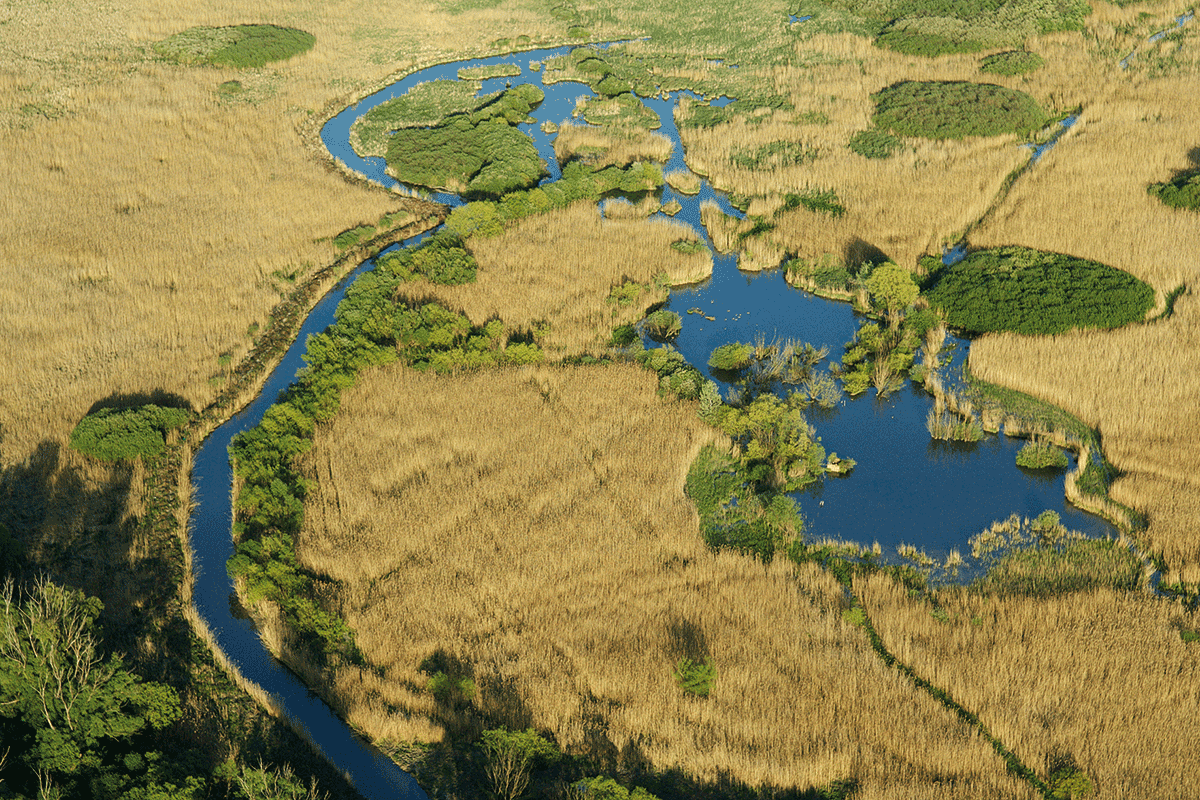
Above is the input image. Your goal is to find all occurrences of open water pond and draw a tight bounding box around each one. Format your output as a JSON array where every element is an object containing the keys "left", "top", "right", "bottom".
[{"left": 660, "top": 265, "right": 1117, "bottom": 563}]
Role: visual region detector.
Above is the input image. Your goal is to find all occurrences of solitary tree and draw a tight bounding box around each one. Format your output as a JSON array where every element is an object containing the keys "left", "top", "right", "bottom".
[{"left": 865, "top": 262, "right": 919, "bottom": 327}]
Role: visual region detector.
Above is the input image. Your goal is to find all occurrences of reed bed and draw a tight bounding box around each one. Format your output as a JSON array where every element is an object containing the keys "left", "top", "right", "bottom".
[
  {"left": 553, "top": 124, "right": 673, "bottom": 167},
  {"left": 300, "top": 363, "right": 1035, "bottom": 797},
  {"left": 858, "top": 573, "right": 1200, "bottom": 800},
  {"left": 402, "top": 202, "right": 712, "bottom": 355},
  {"left": 1, "top": 0, "right": 561, "bottom": 467},
  {"left": 971, "top": 293, "right": 1200, "bottom": 580}
]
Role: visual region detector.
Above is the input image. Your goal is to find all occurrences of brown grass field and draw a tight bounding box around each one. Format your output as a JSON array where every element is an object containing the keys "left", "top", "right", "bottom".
[
  {"left": 5, "top": 0, "right": 1200, "bottom": 793},
  {"left": 401, "top": 202, "right": 712, "bottom": 356},
  {"left": 299, "top": 363, "right": 1038, "bottom": 798},
  {"left": 858, "top": 574, "right": 1200, "bottom": 800}
]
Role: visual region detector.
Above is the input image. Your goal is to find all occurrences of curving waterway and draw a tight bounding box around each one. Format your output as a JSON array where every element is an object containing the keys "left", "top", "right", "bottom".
[{"left": 188, "top": 43, "right": 1118, "bottom": 798}]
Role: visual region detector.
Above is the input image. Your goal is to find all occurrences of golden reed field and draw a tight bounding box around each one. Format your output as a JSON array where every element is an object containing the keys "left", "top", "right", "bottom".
[
  {"left": 400, "top": 202, "right": 713, "bottom": 356},
  {"left": 858, "top": 574, "right": 1200, "bottom": 800},
  {"left": 299, "top": 363, "right": 1037, "bottom": 799}
]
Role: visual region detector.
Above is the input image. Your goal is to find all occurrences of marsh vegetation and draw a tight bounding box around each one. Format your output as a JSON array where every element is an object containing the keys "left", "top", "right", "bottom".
[{"left": 8, "top": 0, "right": 1200, "bottom": 798}]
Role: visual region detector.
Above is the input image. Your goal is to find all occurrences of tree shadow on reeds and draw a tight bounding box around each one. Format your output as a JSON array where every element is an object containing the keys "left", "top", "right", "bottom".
[
  {"left": 843, "top": 238, "right": 890, "bottom": 272},
  {"left": 85, "top": 388, "right": 194, "bottom": 416},
  {"left": 0, "top": 438, "right": 190, "bottom": 672},
  {"left": 615, "top": 737, "right": 860, "bottom": 800}
]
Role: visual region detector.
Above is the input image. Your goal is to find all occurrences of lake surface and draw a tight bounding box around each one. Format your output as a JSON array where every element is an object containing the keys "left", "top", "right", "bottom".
[{"left": 189, "top": 41, "right": 1117, "bottom": 799}]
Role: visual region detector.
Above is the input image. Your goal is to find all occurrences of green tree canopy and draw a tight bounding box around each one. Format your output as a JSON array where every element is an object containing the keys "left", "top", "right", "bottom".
[
  {"left": 0, "top": 578, "right": 180, "bottom": 785},
  {"left": 865, "top": 262, "right": 919, "bottom": 322}
]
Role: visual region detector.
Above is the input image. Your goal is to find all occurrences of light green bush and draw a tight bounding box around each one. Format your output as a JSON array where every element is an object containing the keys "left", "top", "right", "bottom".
[{"left": 673, "top": 657, "right": 717, "bottom": 697}]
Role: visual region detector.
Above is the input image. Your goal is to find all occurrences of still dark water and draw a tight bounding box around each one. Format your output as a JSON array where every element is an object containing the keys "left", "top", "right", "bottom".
[{"left": 189, "top": 43, "right": 1114, "bottom": 799}]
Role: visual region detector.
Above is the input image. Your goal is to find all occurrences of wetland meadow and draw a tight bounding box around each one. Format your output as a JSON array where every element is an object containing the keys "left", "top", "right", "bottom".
[{"left": 2, "top": 2, "right": 1199, "bottom": 799}]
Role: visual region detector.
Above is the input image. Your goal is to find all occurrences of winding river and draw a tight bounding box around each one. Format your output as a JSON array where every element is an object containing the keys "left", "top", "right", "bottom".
[{"left": 188, "top": 43, "right": 1117, "bottom": 798}]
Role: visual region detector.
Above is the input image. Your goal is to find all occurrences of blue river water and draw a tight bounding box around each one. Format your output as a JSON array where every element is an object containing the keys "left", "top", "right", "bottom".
[{"left": 189, "top": 42, "right": 1116, "bottom": 798}]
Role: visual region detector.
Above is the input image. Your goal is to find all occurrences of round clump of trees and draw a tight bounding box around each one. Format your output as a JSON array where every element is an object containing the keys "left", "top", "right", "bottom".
[
  {"left": 924, "top": 246, "right": 1155, "bottom": 335},
  {"left": 870, "top": 81, "right": 1047, "bottom": 140}
]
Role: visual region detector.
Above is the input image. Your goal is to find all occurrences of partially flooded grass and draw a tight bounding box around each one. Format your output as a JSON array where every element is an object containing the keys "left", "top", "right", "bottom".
[{"left": 553, "top": 123, "right": 673, "bottom": 167}]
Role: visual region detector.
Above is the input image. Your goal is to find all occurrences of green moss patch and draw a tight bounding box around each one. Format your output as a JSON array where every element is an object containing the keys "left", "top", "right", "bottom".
[
  {"left": 871, "top": 81, "right": 1047, "bottom": 140},
  {"left": 925, "top": 246, "right": 1155, "bottom": 335},
  {"left": 847, "top": 128, "right": 903, "bottom": 158},
  {"left": 980, "top": 50, "right": 1046, "bottom": 76},
  {"left": 155, "top": 25, "right": 314, "bottom": 69}
]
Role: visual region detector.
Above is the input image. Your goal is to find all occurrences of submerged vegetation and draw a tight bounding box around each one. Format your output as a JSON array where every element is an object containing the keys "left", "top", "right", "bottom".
[{"left": 925, "top": 246, "right": 1156, "bottom": 335}]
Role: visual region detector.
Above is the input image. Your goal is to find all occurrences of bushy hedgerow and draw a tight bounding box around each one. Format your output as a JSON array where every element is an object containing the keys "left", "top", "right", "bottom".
[
  {"left": 154, "top": 24, "right": 314, "bottom": 68},
  {"left": 685, "top": 445, "right": 805, "bottom": 562},
  {"left": 871, "top": 81, "right": 1047, "bottom": 140},
  {"left": 69, "top": 405, "right": 189, "bottom": 461},
  {"left": 376, "top": 229, "right": 477, "bottom": 284},
  {"left": 228, "top": 232, "right": 539, "bottom": 662},
  {"left": 980, "top": 50, "right": 1046, "bottom": 75},
  {"left": 924, "top": 246, "right": 1155, "bottom": 335},
  {"left": 1148, "top": 168, "right": 1200, "bottom": 211}
]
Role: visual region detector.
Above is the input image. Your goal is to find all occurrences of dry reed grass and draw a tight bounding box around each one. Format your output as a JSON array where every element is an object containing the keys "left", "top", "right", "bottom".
[
  {"left": 553, "top": 123, "right": 673, "bottom": 167},
  {"left": 399, "top": 202, "right": 712, "bottom": 355},
  {"left": 0, "top": 0, "right": 585, "bottom": 470},
  {"left": 299, "top": 362, "right": 1036, "bottom": 797},
  {"left": 858, "top": 573, "right": 1200, "bottom": 800}
]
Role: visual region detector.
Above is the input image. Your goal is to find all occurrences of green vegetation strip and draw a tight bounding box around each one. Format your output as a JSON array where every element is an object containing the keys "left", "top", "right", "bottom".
[
  {"left": 980, "top": 50, "right": 1046, "bottom": 75},
  {"left": 924, "top": 246, "right": 1155, "bottom": 335},
  {"left": 228, "top": 231, "right": 541, "bottom": 662},
  {"left": 154, "top": 24, "right": 315, "bottom": 68},
  {"left": 872, "top": 81, "right": 1047, "bottom": 140},
  {"left": 444, "top": 160, "right": 663, "bottom": 237}
]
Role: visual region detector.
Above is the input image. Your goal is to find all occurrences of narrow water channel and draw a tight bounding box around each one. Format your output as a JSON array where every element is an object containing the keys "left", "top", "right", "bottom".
[{"left": 188, "top": 43, "right": 1117, "bottom": 798}]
